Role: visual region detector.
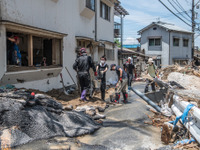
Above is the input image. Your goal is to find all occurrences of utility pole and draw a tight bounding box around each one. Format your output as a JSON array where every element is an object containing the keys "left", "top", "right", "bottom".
[
  {"left": 192, "top": 0, "right": 195, "bottom": 58},
  {"left": 120, "top": 14, "right": 124, "bottom": 51}
]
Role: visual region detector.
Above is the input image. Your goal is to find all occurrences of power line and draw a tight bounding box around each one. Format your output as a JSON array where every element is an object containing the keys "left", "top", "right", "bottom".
[
  {"left": 173, "top": 0, "right": 191, "bottom": 18},
  {"left": 158, "top": 0, "right": 192, "bottom": 27},
  {"left": 168, "top": 0, "right": 191, "bottom": 22}
]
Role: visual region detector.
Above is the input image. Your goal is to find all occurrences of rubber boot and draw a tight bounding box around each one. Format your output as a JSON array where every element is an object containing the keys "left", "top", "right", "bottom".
[
  {"left": 122, "top": 92, "right": 128, "bottom": 103},
  {"left": 101, "top": 91, "right": 105, "bottom": 101},
  {"left": 114, "top": 93, "right": 120, "bottom": 103},
  {"left": 81, "top": 90, "right": 88, "bottom": 101}
]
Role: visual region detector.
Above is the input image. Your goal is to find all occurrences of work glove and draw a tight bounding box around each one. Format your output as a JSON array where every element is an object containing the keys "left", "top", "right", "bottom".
[
  {"left": 119, "top": 77, "right": 122, "bottom": 82},
  {"left": 94, "top": 72, "right": 97, "bottom": 76}
]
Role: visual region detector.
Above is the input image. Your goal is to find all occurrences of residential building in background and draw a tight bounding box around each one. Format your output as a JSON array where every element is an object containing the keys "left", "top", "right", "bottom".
[
  {"left": 0, "top": 0, "right": 123, "bottom": 91},
  {"left": 138, "top": 21, "right": 193, "bottom": 68}
]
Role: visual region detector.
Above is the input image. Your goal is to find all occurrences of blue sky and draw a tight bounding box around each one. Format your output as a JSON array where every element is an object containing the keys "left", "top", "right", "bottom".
[{"left": 115, "top": 0, "right": 200, "bottom": 47}]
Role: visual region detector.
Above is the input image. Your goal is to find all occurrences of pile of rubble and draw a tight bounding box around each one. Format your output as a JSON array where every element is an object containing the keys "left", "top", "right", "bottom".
[
  {"left": 160, "top": 64, "right": 200, "bottom": 80},
  {"left": 0, "top": 87, "right": 106, "bottom": 149},
  {"left": 150, "top": 64, "right": 200, "bottom": 149}
]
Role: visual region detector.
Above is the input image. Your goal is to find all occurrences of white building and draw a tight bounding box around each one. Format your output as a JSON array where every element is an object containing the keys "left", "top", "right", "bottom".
[
  {"left": 0, "top": 0, "right": 123, "bottom": 91},
  {"left": 138, "top": 21, "right": 193, "bottom": 68}
]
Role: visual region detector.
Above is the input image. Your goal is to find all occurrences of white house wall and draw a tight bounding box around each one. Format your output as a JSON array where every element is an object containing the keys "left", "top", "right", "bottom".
[
  {"left": 96, "top": 0, "right": 114, "bottom": 42},
  {"left": 169, "top": 32, "right": 192, "bottom": 64},
  {"left": 0, "top": 0, "right": 116, "bottom": 91},
  {"left": 140, "top": 25, "right": 169, "bottom": 67}
]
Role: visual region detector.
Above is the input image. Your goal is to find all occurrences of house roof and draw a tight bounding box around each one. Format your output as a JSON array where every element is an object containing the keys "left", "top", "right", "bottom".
[
  {"left": 114, "top": 2, "right": 129, "bottom": 16},
  {"left": 138, "top": 21, "right": 194, "bottom": 34},
  {"left": 118, "top": 48, "right": 148, "bottom": 57}
]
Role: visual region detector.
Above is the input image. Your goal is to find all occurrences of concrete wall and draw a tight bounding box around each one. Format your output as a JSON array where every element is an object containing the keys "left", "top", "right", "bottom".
[
  {"left": 140, "top": 25, "right": 169, "bottom": 67},
  {"left": 169, "top": 32, "right": 192, "bottom": 64},
  {"left": 0, "top": 0, "right": 116, "bottom": 91},
  {"left": 0, "top": 26, "right": 6, "bottom": 80}
]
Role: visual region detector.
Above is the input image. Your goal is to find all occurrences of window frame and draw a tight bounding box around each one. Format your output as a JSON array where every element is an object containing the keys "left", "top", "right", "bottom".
[
  {"left": 148, "top": 38, "right": 161, "bottom": 46},
  {"left": 6, "top": 31, "right": 63, "bottom": 72},
  {"left": 105, "top": 49, "right": 115, "bottom": 61},
  {"left": 183, "top": 39, "right": 189, "bottom": 47},
  {"left": 100, "top": 1, "right": 111, "bottom": 21},
  {"left": 86, "top": 0, "right": 95, "bottom": 11},
  {"left": 173, "top": 38, "right": 180, "bottom": 47}
]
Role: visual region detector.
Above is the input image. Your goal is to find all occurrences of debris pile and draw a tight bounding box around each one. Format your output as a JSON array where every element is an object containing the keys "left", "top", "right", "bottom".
[
  {"left": 160, "top": 65, "right": 200, "bottom": 80},
  {"left": 0, "top": 88, "right": 101, "bottom": 148},
  {"left": 145, "top": 64, "right": 200, "bottom": 149},
  {"left": 145, "top": 110, "right": 175, "bottom": 127}
]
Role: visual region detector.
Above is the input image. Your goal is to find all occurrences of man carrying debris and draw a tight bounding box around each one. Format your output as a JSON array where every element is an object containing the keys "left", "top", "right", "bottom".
[
  {"left": 144, "top": 58, "right": 157, "bottom": 93},
  {"left": 73, "top": 48, "right": 97, "bottom": 101},
  {"left": 110, "top": 64, "right": 128, "bottom": 103},
  {"left": 124, "top": 57, "right": 136, "bottom": 91},
  {"left": 96, "top": 56, "right": 108, "bottom": 101}
]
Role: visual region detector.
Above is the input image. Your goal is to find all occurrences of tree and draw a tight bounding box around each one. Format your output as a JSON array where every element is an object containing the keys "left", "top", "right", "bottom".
[{"left": 114, "top": 39, "right": 121, "bottom": 48}]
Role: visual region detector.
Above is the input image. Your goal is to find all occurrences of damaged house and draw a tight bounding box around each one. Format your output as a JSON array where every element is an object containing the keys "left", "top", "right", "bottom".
[
  {"left": 138, "top": 21, "right": 193, "bottom": 68},
  {"left": 0, "top": 0, "right": 123, "bottom": 91}
]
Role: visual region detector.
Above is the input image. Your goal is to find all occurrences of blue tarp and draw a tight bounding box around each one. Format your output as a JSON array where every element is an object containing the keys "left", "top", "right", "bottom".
[
  {"left": 169, "top": 104, "right": 194, "bottom": 126},
  {"left": 123, "top": 44, "right": 140, "bottom": 49}
]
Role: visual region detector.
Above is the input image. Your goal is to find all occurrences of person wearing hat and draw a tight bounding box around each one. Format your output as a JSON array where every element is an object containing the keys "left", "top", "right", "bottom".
[
  {"left": 144, "top": 58, "right": 157, "bottom": 93},
  {"left": 73, "top": 48, "right": 97, "bottom": 101},
  {"left": 110, "top": 64, "right": 128, "bottom": 103},
  {"left": 124, "top": 57, "right": 136, "bottom": 91},
  {"left": 96, "top": 55, "right": 108, "bottom": 101}
]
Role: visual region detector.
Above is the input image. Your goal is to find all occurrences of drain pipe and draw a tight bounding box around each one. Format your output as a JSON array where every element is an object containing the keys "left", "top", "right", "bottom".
[
  {"left": 131, "top": 88, "right": 161, "bottom": 112},
  {"left": 95, "top": 0, "right": 97, "bottom": 41}
]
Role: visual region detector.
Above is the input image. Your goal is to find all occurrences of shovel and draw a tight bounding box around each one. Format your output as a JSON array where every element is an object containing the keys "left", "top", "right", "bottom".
[
  {"left": 65, "top": 67, "right": 77, "bottom": 89},
  {"left": 60, "top": 73, "right": 69, "bottom": 95}
]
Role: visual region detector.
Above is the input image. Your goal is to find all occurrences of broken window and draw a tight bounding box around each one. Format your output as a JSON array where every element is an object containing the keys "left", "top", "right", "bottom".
[
  {"left": 6, "top": 31, "right": 62, "bottom": 72},
  {"left": 173, "top": 38, "right": 179, "bottom": 47},
  {"left": 86, "top": 0, "right": 95, "bottom": 11},
  {"left": 100, "top": 1, "right": 110, "bottom": 21},
  {"left": 6, "top": 32, "right": 29, "bottom": 67},
  {"left": 183, "top": 39, "right": 189, "bottom": 47}
]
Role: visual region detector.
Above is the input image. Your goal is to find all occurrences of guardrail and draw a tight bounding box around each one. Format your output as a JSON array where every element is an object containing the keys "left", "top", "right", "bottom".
[{"left": 171, "top": 95, "right": 200, "bottom": 144}]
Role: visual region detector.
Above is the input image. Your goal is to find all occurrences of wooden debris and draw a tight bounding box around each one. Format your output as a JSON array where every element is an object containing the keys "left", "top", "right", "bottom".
[
  {"left": 160, "top": 65, "right": 200, "bottom": 80},
  {"left": 174, "top": 142, "right": 199, "bottom": 150},
  {"left": 145, "top": 112, "right": 175, "bottom": 127},
  {"left": 161, "top": 123, "right": 173, "bottom": 144}
]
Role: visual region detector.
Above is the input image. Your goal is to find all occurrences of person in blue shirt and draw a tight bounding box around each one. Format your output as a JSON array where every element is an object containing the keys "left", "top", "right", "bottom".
[
  {"left": 110, "top": 64, "right": 128, "bottom": 103},
  {"left": 12, "top": 36, "right": 21, "bottom": 66}
]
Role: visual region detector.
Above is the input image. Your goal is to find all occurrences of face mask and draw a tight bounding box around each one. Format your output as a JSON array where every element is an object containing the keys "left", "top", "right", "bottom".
[{"left": 100, "top": 60, "right": 105, "bottom": 64}]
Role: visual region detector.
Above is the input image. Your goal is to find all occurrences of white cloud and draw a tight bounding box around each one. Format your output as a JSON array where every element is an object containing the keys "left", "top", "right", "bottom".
[{"left": 123, "top": 37, "right": 139, "bottom": 45}]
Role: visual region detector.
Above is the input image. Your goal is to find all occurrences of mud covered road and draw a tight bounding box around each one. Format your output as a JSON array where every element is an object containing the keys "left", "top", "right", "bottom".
[{"left": 15, "top": 82, "right": 163, "bottom": 150}]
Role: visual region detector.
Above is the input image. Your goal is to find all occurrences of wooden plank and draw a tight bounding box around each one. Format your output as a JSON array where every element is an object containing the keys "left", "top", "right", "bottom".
[
  {"left": 52, "top": 39, "right": 56, "bottom": 65},
  {"left": 28, "top": 35, "right": 33, "bottom": 66}
]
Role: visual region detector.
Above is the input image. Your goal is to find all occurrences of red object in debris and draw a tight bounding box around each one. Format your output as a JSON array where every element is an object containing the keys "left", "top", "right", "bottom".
[{"left": 31, "top": 92, "right": 35, "bottom": 96}]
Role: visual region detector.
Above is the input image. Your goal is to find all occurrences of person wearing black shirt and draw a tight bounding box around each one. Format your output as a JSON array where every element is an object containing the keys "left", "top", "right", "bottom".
[
  {"left": 110, "top": 64, "right": 128, "bottom": 103},
  {"left": 96, "top": 56, "right": 108, "bottom": 101},
  {"left": 73, "top": 48, "right": 97, "bottom": 101},
  {"left": 124, "top": 57, "right": 136, "bottom": 90}
]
